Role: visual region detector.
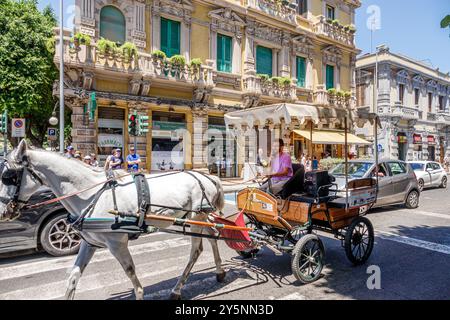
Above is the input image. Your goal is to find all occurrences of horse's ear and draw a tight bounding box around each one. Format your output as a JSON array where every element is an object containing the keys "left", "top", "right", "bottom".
[{"left": 15, "top": 139, "right": 28, "bottom": 162}]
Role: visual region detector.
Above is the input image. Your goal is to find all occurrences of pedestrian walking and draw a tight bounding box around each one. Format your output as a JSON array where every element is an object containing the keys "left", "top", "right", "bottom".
[
  {"left": 312, "top": 156, "right": 319, "bottom": 171},
  {"left": 83, "top": 155, "right": 92, "bottom": 166},
  {"left": 126, "top": 146, "right": 141, "bottom": 172},
  {"left": 444, "top": 154, "right": 450, "bottom": 172}
]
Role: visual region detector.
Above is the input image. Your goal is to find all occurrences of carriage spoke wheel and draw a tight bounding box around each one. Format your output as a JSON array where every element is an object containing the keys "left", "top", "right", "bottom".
[
  {"left": 344, "top": 217, "right": 374, "bottom": 266},
  {"left": 291, "top": 234, "right": 324, "bottom": 284}
]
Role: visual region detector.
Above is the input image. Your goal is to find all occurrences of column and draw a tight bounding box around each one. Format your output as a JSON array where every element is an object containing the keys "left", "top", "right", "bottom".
[
  {"left": 151, "top": 14, "right": 161, "bottom": 52},
  {"left": 192, "top": 109, "right": 208, "bottom": 169},
  {"left": 273, "top": 49, "right": 279, "bottom": 77},
  {"left": 181, "top": 22, "right": 190, "bottom": 62},
  {"left": 70, "top": 100, "right": 97, "bottom": 156},
  {"left": 232, "top": 38, "right": 242, "bottom": 74},
  {"left": 210, "top": 27, "right": 217, "bottom": 70},
  {"left": 280, "top": 32, "right": 290, "bottom": 78},
  {"left": 306, "top": 57, "right": 313, "bottom": 89},
  {"left": 243, "top": 20, "right": 256, "bottom": 74}
]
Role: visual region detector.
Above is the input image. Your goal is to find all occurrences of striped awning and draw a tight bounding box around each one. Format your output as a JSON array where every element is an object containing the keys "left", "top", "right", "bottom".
[{"left": 293, "top": 129, "right": 372, "bottom": 145}]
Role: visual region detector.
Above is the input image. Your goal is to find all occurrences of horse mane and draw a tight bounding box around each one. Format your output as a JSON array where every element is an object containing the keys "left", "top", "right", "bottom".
[{"left": 28, "top": 148, "right": 105, "bottom": 174}]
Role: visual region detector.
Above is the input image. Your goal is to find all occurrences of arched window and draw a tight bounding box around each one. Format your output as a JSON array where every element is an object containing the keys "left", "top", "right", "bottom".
[{"left": 100, "top": 6, "right": 126, "bottom": 44}]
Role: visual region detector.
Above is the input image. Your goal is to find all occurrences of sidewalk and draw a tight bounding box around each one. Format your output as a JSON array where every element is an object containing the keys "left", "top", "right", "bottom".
[{"left": 221, "top": 178, "right": 259, "bottom": 193}]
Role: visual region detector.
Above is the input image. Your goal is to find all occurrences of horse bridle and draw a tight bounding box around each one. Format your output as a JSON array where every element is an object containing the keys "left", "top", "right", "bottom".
[{"left": 0, "top": 156, "right": 44, "bottom": 218}]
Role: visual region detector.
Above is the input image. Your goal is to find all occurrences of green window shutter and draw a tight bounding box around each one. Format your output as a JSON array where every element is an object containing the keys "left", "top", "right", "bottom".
[
  {"left": 326, "top": 65, "right": 334, "bottom": 89},
  {"left": 160, "top": 18, "right": 180, "bottom": 57},
  {"left": 217, "top": 34, "right": 232, "bottom": 73},
  {"left": 256, "top": 46, "right": 272, "bottom": 77},
  {"left": 100, "top": 6, "right": 126, "bottom": 44},
  {"left": 296, "top": 56, "right": 306, "bottom": 88}
]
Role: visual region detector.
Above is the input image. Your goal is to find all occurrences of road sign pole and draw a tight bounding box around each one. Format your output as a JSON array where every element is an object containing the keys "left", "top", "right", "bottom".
[{"left": 59, "top": 0, "right": 65, "bottom": 153}]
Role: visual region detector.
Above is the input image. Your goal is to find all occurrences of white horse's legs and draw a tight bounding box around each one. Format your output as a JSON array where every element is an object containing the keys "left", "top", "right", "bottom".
[
  {"left": 65, "top": 240, "right": 96, "bottom": 300},
  {"left": 108, "top": 239, "right": 144, "bottom": 300},
  {"left": 203, "top": 228, "right": 226, "bottom": 282},
  {"left": 170, "top": 226, "right": 204, "bottom": 300}
]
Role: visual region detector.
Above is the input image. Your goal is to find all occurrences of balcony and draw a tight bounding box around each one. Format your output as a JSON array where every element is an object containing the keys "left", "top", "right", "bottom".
[
  {"left": 436, "top": 112, "right": 450, "bottom": 125},
  {"left": 312, "top": 85, "right": 354, "bottom": 109},
  {"left": 242, "top": 75, "right": 297, "bottom": 107},
  {"left": 53, "top": 36, "right": 215, "bottom": 99},
  {"left": 247, "top": 0, "right": 297, "bottom": 25},
  {"left": 313, "top": 16, "right": 355, "bottom": 47},
  {"left": 392, "top": 103, "right": 421, "bottom": 120}
]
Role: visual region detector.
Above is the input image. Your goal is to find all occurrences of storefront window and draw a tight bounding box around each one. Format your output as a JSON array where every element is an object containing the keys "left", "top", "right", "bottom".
[
  {"left": 207, "top": 117, "right": 237, "bottom": 178},
  {"left": 151, "top": 112, "right": 186, "bottom": 171},
  {"left": 97, "top": 107, "right": 124, "bottom": 164}
]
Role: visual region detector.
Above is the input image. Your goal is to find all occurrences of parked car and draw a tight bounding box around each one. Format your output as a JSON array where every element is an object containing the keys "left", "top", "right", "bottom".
[
  {"left": 407, "top": 161, "right": 447, "bottom": 192},
  {"left": 329, "top": 159, "right": 420, "bottom": 209},
  {"left": 0, "top": 187, "right": 80, "bottom": 256}
]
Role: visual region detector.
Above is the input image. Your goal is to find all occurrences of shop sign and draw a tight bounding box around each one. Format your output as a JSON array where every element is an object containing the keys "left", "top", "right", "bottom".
[
  {"left": 152, "top": 121, "right": 186, "bottom": 131},
  {"left": 427, "top": 136, "right": 436, "bottom": 145},
  {"left": 98, "top": 134, "right": 123, "bottom": 147},
  {"left": 413, "top": 134, "right": 422, "bottom": 144}
]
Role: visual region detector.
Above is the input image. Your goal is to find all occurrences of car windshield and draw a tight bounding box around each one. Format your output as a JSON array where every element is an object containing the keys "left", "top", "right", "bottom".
[
  {"left": 409, "top": 163, "right": 424, "bottom": 171},
  {"left": 330, "top": 162, "right": 372, "bottom": 178}
]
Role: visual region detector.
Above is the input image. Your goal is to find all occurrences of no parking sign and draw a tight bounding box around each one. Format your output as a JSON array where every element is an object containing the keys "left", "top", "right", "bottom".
[{"left": 11, "top": 118, "right": 25, "bottom": 137}]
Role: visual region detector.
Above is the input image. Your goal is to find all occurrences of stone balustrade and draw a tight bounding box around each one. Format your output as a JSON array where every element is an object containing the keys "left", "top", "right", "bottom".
[
  {"left": 247, "top": 0, "right": 297, "bottom": 24},
  {"left": 392, "top": 103, "right": 420, "bottom": 120},
  {"left": 313, "top": 15, "right": 355, "bottom": 46},
  {"left": 312, "top": 85, "right": 353, "bottom": 108},
  {"left": 54, "top": 37, "right": 215, "bottom": 91}
]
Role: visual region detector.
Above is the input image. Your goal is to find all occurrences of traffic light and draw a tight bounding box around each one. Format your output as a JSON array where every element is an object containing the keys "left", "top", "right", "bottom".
[
  {"left": 138, "top": 115, "right": 149, "bottom": 135},
  {"left": 128, "top": 112, "right": 138, "bottom": 136},
  {"left": 0, "top": 110, "right": 7, "bottom": 134}
]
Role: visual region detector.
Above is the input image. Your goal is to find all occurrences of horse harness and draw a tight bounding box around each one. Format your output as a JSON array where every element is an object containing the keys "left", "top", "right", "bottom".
[{"left": 0, "top": 157, "right": 44, "bottom": 217}]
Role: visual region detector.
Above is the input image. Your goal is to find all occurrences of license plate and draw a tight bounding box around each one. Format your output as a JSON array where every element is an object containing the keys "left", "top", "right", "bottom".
[{"left": 359, "top": 205, "right": 369, "bottom": 214}]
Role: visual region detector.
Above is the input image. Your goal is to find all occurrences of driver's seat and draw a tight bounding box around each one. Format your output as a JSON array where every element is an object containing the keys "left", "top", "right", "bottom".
[{"left": 278, "top": 164, "right": 305, "bottom": 199}]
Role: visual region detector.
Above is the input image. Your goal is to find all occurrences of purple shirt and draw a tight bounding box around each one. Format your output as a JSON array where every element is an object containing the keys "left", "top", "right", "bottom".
[{"left": 270, "top": 152, "right": 293, "bottom": 183}]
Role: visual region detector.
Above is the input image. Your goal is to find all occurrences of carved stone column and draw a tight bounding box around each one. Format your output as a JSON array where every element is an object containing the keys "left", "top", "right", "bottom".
[
  {"left": 70, "top": 97, "right": 97, "bottom": 156},
  {"left": 192, "top": 107, "right": 209, "bottom": 169}
]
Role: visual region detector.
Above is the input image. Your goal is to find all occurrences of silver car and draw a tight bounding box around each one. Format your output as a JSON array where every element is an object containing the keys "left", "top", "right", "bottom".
[
  {"left": 329, "top": 160, "right": 420, "bottom": 209},
  {"left": 407, "top": 161, "right": 447, "bottom": 192}
]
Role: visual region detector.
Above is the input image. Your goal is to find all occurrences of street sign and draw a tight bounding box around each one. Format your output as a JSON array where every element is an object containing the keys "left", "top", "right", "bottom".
[
  {"left": 11, "top": 118, "right": 25, "bottom": 137},
  {"left": 48, "top": 128, "right": 57, "bottom": 141}
]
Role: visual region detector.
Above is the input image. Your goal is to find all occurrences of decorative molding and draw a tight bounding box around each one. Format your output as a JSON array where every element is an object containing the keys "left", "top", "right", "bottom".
[
  {"left": 151, "top": 0, "right": 193, "bottom": 25},
  {"left": 292, "top": 34, "right": 314, "bottom": 59},
  {"left": 322, "top": 45, "right": 342, "bottom": 66},
  {"left": 208, "top": 8, "right": 245, "bottom": 42},
  {"left": 246, "top": 19, "right": 283, "bottom": 46}
]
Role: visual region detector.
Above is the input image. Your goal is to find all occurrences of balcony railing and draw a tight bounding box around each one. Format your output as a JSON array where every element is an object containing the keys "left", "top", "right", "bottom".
[
  {"left": 436, "top": 112, "right": 450, "bottom": 124},
  {"left": 243, "top": 76, "right": 297, "bottom": 102},
  {"left": 247, "top": 0, "right": 297, "bottom": 24},
  {"left": 312, "top": 85, "right": 354, "bottom": 108},
  {"left": 313, "top": 15, "right": 355, "bottom": 46},
  {"left": 54, "top": 37, "right": 214, "bottom": 89},
  {"left": 392, "top": 103, "right": 420, "bottom": 120}
]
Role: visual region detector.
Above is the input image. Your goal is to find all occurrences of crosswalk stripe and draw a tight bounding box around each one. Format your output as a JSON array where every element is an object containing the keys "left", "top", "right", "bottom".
[
  {"left": 377, "top": 231, "right": 450, "bottom": 255},
  {"left": 0, "top": 237, "right": 190, "bottom": 282},
  {"left": 0, "top": 253, "right": 215, "bottom": 300},
  {"left": 396, "top": 209, "right": 450, "bottom": 221}
]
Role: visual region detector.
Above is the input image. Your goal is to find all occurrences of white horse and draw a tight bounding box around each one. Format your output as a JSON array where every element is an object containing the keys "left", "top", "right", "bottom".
[{"left": 0, "top": 140, "right": 226, "bottom": 300}]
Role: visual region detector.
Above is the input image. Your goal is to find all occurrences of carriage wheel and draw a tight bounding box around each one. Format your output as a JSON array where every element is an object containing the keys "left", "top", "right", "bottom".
[
  {"left": 344, "top": 216, "right": 374, "bottom": 266},
  {"left": 236, "top": 217, "right": 260, "bottom": 259},
  {"left": 291, "top": 234, "right": 324, "bottom": 284}
]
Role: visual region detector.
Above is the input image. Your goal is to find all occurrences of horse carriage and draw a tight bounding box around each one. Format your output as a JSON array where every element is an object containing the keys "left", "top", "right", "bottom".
[{"left": 215, "top": 168, "right": 377, "bottom": 284}]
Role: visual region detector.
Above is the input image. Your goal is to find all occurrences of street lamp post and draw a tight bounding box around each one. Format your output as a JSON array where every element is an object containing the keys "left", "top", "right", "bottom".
[
  {"left": 373, "top": 44, "right": 386, "bottom": 168},
  {"left": 59, "top": 0, "right": 64, "bottom": 153}
]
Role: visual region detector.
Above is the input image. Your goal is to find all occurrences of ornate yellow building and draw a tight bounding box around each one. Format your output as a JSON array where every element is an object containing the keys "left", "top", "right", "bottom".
[{"left": 53, "top": 0, "right": 361, "bottom": 177}]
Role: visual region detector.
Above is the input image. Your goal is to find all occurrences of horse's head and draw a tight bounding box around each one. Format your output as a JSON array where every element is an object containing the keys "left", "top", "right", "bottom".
[{"left": 0, "top": 140, "right": 43, "bottom": 221}]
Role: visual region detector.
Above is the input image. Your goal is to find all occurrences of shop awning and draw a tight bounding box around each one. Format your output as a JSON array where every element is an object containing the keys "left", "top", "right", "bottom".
[
  {"left": 293, "top": 129, "right": 372, "bottom": 145},
  {"left": 224, "top": 103, "right": 320, "bottom": 128}
]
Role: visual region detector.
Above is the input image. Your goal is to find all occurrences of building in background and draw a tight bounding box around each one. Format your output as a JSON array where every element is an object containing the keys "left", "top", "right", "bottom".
[
  {"left": 355, "top": 47, "right": 450, "bottom": 162},
  {"left": 53, "top": 0, "right": 361, "bottom": 177}
]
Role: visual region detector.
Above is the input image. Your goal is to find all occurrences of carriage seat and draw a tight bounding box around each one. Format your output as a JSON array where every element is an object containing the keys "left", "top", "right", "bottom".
[
  {"left": 278, "top": 164, "right": 305, "bottom": 199},
  {"left": 327, "top": 197, "right": 349, "bottom": 208}
]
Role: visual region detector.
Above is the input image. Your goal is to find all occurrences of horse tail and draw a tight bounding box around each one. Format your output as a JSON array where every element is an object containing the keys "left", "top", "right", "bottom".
[{"left": 211, "top": 175, "right": 225, "bottom": 212}]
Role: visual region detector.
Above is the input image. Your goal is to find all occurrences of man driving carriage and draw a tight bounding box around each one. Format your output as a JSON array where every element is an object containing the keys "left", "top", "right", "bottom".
[{"left": 260, "top": 139, "right": 293, "bottom": 195}]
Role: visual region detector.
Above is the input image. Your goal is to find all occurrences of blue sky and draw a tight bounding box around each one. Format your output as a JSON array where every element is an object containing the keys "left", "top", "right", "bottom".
[{"left": 39, "top": 0, "right": 450, "bottom": 73}]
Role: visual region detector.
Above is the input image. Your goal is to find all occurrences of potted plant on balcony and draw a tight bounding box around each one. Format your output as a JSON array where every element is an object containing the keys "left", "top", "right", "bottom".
[
  {"left": 97, "top": 38, "right": 118, "bottom": 67},
  {"left": 257, "top": 74, "right": 270, "bottom": 83},
  {"left": 71, "top": 33, "right": 92, "bottom": 47},
  {"left": 332, "top": 19, "right": 340, "bottom": 27},
  {"left": 120, "top": 42, "right": 138, "bottom": 69},
  {"left": 169, "top": 54, "right": 186, "bottom": 78},
  {"left": 327, "top": 88, "right": 337, "bottom": 104},
  {"left": 347, "top": 25, "right": 356, "bottom": 34},
  {"left": 189, "top": 58, "right": 202, "bottom": 78}
]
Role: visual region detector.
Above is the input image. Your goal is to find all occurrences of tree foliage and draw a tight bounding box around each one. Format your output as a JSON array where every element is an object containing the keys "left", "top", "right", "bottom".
[
  {"left": 0, "top": 0, "right": 58, "bottom": 147},
  {"left": 441, "top": 15, "right": 450, "bottom": 29}
]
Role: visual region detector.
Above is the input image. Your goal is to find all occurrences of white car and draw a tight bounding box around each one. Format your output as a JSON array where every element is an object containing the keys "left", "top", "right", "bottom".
[{"left": 408, "top": 161, "right": 447, "bottom": 192}]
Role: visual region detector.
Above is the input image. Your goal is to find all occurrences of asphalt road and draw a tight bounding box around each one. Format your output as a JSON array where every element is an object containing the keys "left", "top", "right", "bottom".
[{"left": 1, "top": 186, "right": 450, "bottom": 300}]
